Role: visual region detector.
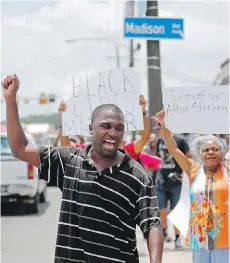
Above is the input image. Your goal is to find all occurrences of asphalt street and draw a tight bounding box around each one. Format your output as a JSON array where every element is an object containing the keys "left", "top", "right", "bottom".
[{"left": 1, "top": 187, "right": 192, "bottom": 263}]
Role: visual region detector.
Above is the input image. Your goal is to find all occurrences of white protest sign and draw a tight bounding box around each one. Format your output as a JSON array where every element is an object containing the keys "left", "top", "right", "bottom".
[
  {"left": 61, "top": 68, "right": 143, "bottom": 136},
  {"left": 167, "top": 173, "right": 190, "bottom": 237},
  {"left": 162, "top": 85, "right": 230, "bottom": 134}
]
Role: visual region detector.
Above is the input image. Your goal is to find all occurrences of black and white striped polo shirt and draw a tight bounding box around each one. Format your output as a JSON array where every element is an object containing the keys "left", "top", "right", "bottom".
[{"left": 38, "top": 145, "right": 161, "bottom": 263}]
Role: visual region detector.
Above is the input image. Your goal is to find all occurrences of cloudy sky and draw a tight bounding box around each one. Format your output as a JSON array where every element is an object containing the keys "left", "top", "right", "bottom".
[{"left": 0, "top": 0, "right": 229, "bottom": 120}]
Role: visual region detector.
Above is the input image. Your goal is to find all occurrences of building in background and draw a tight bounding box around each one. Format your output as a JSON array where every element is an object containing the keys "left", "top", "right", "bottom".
[{"left": 213, "top": 58, "right": 229, "bottom": 85}]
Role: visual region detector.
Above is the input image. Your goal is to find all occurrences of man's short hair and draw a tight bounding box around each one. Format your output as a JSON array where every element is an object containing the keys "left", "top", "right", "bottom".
[{"left": 91, "top": 104, "right": 124, "bottom": 124}]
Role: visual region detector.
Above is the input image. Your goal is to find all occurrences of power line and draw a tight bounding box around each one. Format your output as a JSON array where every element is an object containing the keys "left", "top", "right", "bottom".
[
  {"left": 135, "top": 57, "right": 211, "bottom": 85},
  {"left": 139, "top": 71, "right": 209, "bottom": 86},
  {"left": 162, "top": 58, "right": 211, "bottom": 85}
]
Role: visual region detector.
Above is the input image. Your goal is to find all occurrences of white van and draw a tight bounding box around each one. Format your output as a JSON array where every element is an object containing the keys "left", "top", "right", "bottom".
[{"left": 0, "top": 132, "right": 47, "bottom": 213}]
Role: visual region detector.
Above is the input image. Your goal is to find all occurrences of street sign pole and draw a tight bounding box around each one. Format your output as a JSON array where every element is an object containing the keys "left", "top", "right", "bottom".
[
  {"left": 124, "top": 2, "right": 184, "bottom": 129},
  {"left": 147, "top": 0, "right": 162, "bottom": 129},
  {"left": 126, "top": 0, "right": 136, "bottom": 141}
]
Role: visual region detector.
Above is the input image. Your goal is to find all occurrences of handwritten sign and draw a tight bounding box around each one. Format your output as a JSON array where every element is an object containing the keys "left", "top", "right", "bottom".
[
  {"left": 162, "top": 85, "right": 230, "bottom": 134},
  {"left": 62, "top": 68, "right": 143, "bottom": 136}
]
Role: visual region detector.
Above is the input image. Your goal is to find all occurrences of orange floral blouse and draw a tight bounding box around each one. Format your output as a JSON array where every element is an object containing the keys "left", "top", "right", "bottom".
[{"left": 185, "top": 161, "right": 229, "bottom": 249}]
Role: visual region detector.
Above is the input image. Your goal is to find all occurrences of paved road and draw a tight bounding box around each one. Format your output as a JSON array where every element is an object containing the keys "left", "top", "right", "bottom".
[{"left": 1, "top": 188, "right": 192, "bottom": 263}]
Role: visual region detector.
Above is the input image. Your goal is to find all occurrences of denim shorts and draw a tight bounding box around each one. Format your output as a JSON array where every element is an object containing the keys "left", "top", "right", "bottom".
[
  {"left": 193, "top": 248, "right": 229, "bottom": 263},
  {"left": 156, "top": 183, "right": 182, "bottom": 210}
]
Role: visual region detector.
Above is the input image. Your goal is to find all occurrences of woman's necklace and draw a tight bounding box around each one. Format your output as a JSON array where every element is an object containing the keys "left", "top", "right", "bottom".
[{"left": 204, "top": 165, "right": 220, "bottom": 186}]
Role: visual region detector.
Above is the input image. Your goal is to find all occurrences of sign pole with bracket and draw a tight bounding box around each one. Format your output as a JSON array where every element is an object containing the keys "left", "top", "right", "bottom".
[
  {"left": 124, "top": 0, "right": 184, "bottom": 129},
  {"left": 147, "top": 0, "right": 162, "bottom": 130}
]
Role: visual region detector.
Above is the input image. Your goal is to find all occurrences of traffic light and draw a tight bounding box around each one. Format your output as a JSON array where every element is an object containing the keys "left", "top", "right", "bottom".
[
  {"left": 48, "top": 94, "right": 56, "bottom": 103},
  {"left": 39, "top": 93, "right": 47, "bottom": 104}
]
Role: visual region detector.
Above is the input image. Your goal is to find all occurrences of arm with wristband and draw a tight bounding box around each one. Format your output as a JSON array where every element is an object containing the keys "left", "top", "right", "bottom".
[{"left": 156, "top": 110, "right": 192, "bottom": 177}]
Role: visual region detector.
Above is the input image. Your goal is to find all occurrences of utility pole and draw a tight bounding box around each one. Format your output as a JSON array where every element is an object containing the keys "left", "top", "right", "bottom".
[
  {"left": 146, "top": 0, "right": 162, "bottom": 129},
  {"left": 129, "top": 39, "right": 134, "bottom": 68},
  {"left": 129, "top": 40, "right": 137, "bottom": 141},
  {"left": 125, "top": 0, "right": 141, "bottom": 141},
  {"left": 126, "top": 0, "right": 136, "bottom": 141}
]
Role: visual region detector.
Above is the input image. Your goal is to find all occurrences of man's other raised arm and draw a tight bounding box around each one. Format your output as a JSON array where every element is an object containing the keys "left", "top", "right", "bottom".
[{"left": 2, "top": 75, "right": 39, "bottom": 167}]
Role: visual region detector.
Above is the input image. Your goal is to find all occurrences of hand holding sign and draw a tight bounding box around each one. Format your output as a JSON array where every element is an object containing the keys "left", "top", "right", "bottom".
[
  {"left": 58, "top": 101, "right": 66, "bottom": 115},
  {"left": 139, "top": 95, "right": 147, "bottom": 112},
  {"left": 156, "top": 109, "right": 165, "bottom": 126}
]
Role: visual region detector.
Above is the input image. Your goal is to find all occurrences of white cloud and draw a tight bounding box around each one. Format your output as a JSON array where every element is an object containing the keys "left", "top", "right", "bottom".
[
  {"left": 158, "top": 8, "right": 229, "bottom": 85},
  {"left": 0, "top": 0, "right": 229, "bottom": 120}
]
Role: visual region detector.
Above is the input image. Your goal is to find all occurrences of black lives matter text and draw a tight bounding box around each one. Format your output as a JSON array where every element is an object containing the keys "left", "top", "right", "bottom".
[{"left": 63, "top": 68, "right": 141, "bottom": 135}]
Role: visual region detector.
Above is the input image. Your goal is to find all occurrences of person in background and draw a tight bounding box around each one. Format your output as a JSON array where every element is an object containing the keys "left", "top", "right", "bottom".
[
  {"left": 181, "top": 133, "right": 199, "bottom": 147},
  {"left": 224, "top": 134, "right": 230, "bottom": 160},
  {"left": 2, "top": 74, "right": 164, "bottom": 263},
  {"left": 151, "top": 119, "right": 162, "bottom": 139},
  {"left": 155, "top": 120, "right": 190, "bottom": 248},
  {"left": 58, "top": 95, "right": 150, "bottom": 161},
  {"left": 70, "top": 135, "right": 85, "bottom": 148},
  {"left": 144, "top": 133, "right": 158, "bottom": 156},
  {"left": 69, "top": 136, "right": 77, "bottom": 146},
  {"left": 53, "top": 130, "right": 84, "bottom": 148},
  {"left": 56, "top": 102, "right": 87, "bottom": 148},
  {"left": 215, "top": 134, "right": 228, "bottom": 152},
  {"left": 143, "top": 133, "right": 158, "bottom": 184},
  {"left": 156, "top": 109, "right": 229, "bottom": 263}
]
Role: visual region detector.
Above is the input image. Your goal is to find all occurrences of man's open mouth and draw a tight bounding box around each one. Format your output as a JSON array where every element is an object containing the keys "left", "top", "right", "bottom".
[{"left": 103, "top": 140, "right": 116, "bottom": 150}]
